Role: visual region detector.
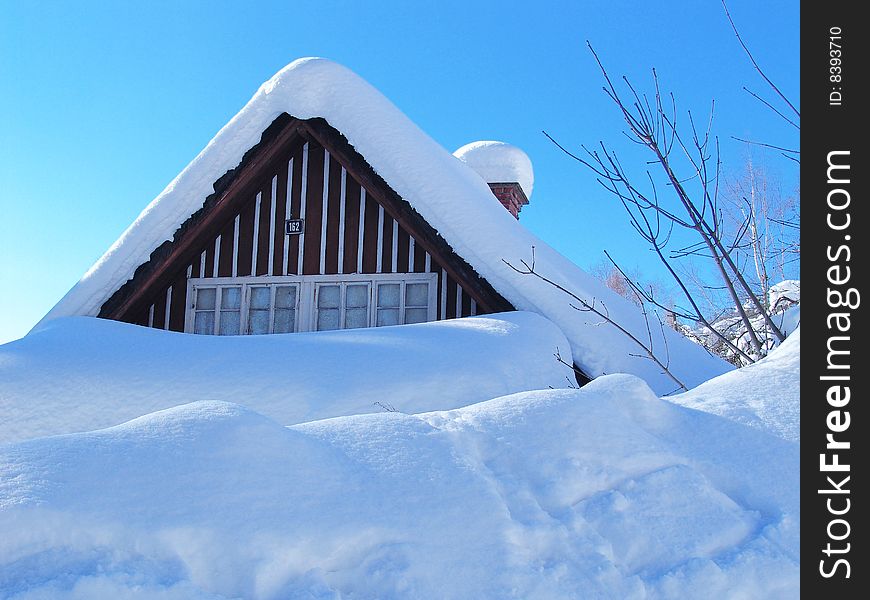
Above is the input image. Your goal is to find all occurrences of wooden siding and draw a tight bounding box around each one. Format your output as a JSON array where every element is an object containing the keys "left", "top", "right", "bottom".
[{"left": 126, "top": 135, "right": 488, "bottom": 332}]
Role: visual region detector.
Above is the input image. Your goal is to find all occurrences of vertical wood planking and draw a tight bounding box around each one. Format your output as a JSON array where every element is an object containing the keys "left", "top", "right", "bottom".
[
  {"left": 256, "top": 179, "right": 271, "bottom": 276},
  {"left": 461, "top": 288, "right": 472, "bottom": 318},
  {"left": 440, "top": 268, "right": 448, "bottom": 320},
  {"left": 231, "top": 215, "right": 240, "bottom": 277},
  {"left": 199, "top": 250, "right": 207, "bottom": 279},
  {"left": 169, "top": 271, "right": 187, "bottom": 331},
  {"left": 297, "top": 142, "right": 309, "bottom": 275},
  {"left": 212, "top": 236, "right": 221, "bottom": 278},
  {"left": 337, "top": 167, "right": 347, "bottom": 274},
  {"left": 381, "top": 214, "right": 394, "bottom": 273},
  {"left": 324, "top": 154, "right": 342, "bottom": 274},
  {"left": 221, "top": 222, "right": 235, "bottom": 277},
  {"left": 303, "top": 144, "right": 323, "bottom": 275},
  {"left": 390, "top": 219, "right": 399, "bottom": 273},
  {"left": 282, "top": 157, "right": 294, "bottom": 275},
  {"left": 288, "top": 153, "right": 302, "bottom": 274},
  {"left": 142, "top": 135, "right": 490, "bottom": 329},
  {"left": 341, "top": 175, "right": 359, "bottom": 274},
  {"left": 163, "top": 287, "right": 172, "bottom": 330},
  {"left": 319, "top": 150, "right": 330, "bottom": 274},
  {"left": 251, "top": 191, "right": 261, "bottom": 276},
  {"left": 268, "top": 175, "right": 277, "bottom": 276},
  {"left": 356, "top": 186, "right": 366, "bottom": 273},
  {"left": 375, "top": 204, "right": 384, "bottom": 272},
  {"left": 235, "top": 196, "right": 254, "bottom": 276},
  {"left": 445, "top": 276, "right": 458, "bottom": 320},
  {"left": 408, "top": 237, "right": 415, "bottom": 273},
  {"left": 152, "top": 291, "right": 167, "bottom": 331},
  {"left": 396, "top": 227, "right": 409, "bottom": 274}
]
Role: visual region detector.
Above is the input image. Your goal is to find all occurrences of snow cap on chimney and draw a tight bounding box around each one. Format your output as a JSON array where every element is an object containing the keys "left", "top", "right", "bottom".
[{"left": 454, "top": 141, "right": 534, "bottom": 219}]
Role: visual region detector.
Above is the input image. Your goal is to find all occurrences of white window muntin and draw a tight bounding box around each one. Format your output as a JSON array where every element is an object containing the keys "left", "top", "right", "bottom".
[
  {"left": 186, "top": 276, "right": 301, "bottom": 336},
  {"left": 314, "top": 281, "right": 374, "bottom": 331},
  {"left": 185, "top": 272, "right": 437, "bottom": 334}
]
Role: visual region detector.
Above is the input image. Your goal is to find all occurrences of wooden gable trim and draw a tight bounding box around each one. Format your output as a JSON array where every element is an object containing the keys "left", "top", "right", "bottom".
[
  {"left": 99, "top": 113, "right": 514, "bottom": 321},
  {"left": 99, "top": 114, "right": 304, "bottom": 320},
  {"left": 299, "top": 118, "right": 513, "bottom": 314}
]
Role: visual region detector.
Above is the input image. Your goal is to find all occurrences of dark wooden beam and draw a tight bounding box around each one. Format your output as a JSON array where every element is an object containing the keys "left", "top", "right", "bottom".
[
  {"left": 101, "top": 115, "right": 306, "bottom": 320},
  {"left": 301, "top": 118, "right": 513, "bottom": 314}
]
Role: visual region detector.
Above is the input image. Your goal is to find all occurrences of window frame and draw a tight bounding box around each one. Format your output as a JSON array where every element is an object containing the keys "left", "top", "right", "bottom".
[{"left": 185, "top": 272, "right": 437, "bottom": 335}]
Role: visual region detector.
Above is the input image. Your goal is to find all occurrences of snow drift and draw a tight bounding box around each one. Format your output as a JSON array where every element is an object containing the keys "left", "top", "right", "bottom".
[
  {"left": 36, "top": 57, "right": 730, "bottom": 395},
  {"left": 668, "top": 327, "right": 800, "bottom": 442},
  {"left": 0, "top": 312, "right": 575, "bottom": 444},
  {"left": 0, "top": 375, "right": 798, "bottom": 599}
]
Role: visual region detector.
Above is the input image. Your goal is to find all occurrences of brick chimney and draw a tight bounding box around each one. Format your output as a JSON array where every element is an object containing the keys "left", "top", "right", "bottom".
[{"left": 487, "top": 182, "right": 529, "bottom": 219}]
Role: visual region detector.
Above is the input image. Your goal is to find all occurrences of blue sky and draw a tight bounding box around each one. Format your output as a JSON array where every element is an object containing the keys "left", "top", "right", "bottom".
[{"left": 0, "top": 0, "right": 799, "bottom": 344}]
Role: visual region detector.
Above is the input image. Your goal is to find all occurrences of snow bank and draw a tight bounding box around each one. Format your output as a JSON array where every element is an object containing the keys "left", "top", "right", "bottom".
[
  {"left": 0, "top": 375, "right": 798, "bottom": 599},
  {"left": 769, "top": 279, "right": 800, "bottom": 311},
  {"left": 668, "top": 327, "right": 800, "bottom": 442},
  {"left": 453, "top": 140, "right": 534, "bottom": 198},
  {"left": 0, "top": 312, "right": 575, "bottom": 444},
  {"left": 37, "top": 57, "right": 730, "bottom": 395}
]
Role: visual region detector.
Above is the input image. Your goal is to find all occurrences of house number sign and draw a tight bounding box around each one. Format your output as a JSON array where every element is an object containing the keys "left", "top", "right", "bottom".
[{"left": 285, "top": 219, "right": 305, "bottom": 235}]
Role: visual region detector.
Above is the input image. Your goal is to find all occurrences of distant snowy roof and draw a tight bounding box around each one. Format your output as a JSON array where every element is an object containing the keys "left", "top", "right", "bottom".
[
  {"left": 454, "top": 141, "right": 534, "bottom": 199},
  {"left": 38, "top": 57, "right": 730, "bottom": 394}
]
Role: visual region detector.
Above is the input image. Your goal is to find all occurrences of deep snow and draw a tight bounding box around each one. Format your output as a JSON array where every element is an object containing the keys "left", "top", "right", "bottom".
[
  {"left": 453, "top": 140, "right": 534, "bottom": 198},
  {"left": 37, "top": 57, "right": 730, "bottom": 395},
  {"left": 0, "top": 312, "right": 575, "bottom": 444},
  {"left": 0, "top": 375, "right": 798, "bottom": 599},
  {"left": 667, "top": 327, "right": 800, "bottom": 442}
]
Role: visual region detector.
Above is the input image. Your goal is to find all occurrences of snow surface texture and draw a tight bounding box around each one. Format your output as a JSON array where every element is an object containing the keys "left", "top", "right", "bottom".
[
  {"left": 453, "top": 140, "right": 534, "bottom": 198},
  {"left": 37, "top": 57, "right": 730, "bottom": 395},
  {"left": 0, "top": 312, "right": 575, "bottom": 444},
  {"left": 668, "top": 327, "right": 800, "bottom": 442},
  {"left": 0, "top": 375, "right": 798, "bottom": 599}
]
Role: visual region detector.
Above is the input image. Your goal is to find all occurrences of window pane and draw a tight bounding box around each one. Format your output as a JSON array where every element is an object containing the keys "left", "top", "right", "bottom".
[
  {"left": 194, "top": 311, "right": 214, "bottom": 334},
  {"left": 248, "top": 309, "right": 270, "bottom": 335},
  {"left": 219, "top": 310, "right": 240, "bottom": 335},
  {"left": 318, "top": 285, "right": 341, "bottom": 309},
  {"left": 195, "top": 288, "right": 216, "bottom": 310},
  {"left": 275, "top": 286, "right": 297, "bottom": 309},
  {"left": 317, "top": 308, "right": 340, "bottom": 331},
  {"left": 377, "top": 284, "right": 400, "bottom": 308},
  {"left": 405, "top": 307, "right": 428, "bottom": 324},
  {"left": 346, "top": 284, "right": 369, "bottom": 308},
  {"left": 376, "top": 308, "right": 400, "bottom": 327},
  {"left": 273, "top": 308, "right": 295, "bottom": 333},
  {"left": 222, "top": 287, "right": 241, "bottom": 310},
  {"left": 405, "top": 283, "right": 428, "bottom": 307},
  {"left": 345, "top": 307, "right": 368, "bottom": 329},
  {"left": 250, "top": 287, "right": 271, "bottom": 310}
]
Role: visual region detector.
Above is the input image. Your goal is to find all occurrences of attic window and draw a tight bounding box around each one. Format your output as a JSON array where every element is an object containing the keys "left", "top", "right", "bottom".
[
  {"left": 185, "top": 273, "right": 437, "bottom": 335},
  {"left": 189, "top": 281, "right": 300, "bottom": 335}
]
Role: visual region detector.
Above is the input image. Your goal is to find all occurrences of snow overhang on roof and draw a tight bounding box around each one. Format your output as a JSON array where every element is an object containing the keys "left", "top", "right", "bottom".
[
  {"left": 454, "top": 141, "right": 534, "bottom": 199},
  {"left": 38, "top": 57, "right": 730, "bottom": 394}
]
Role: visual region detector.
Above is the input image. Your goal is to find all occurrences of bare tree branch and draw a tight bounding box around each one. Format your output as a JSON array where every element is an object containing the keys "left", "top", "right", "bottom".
[{"left": 721, "top": 0, "right": 800, "bottom": 119}]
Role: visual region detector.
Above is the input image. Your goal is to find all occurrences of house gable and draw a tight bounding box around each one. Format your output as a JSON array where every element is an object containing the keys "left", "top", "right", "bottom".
[{"left": 98, "top": 114, "right": 514, "bottom": 332}]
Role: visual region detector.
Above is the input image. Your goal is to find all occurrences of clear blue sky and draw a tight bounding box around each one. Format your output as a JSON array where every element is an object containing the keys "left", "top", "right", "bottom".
[{"left": 0, "top": 0, "right": 799, "bottom": 344}]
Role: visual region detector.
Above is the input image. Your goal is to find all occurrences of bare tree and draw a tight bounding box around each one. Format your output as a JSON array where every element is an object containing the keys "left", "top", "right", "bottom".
[
  {"left": 542, "top": 3, "right": 800, "bottom": 363},
  {"left": 504, "top": 248, "right": 689, "bottom": 394},
  {"left": 543, "top": 50, "right": 775, "bottom": 362}
]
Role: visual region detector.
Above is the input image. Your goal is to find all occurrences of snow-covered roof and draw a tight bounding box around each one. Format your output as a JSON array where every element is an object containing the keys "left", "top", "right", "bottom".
[
  {"left": 454, "top": 140, "right": 534, "bottom": 199},
  {"left": 38, "top": 57, "right": 730, "bottom": 394}
]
